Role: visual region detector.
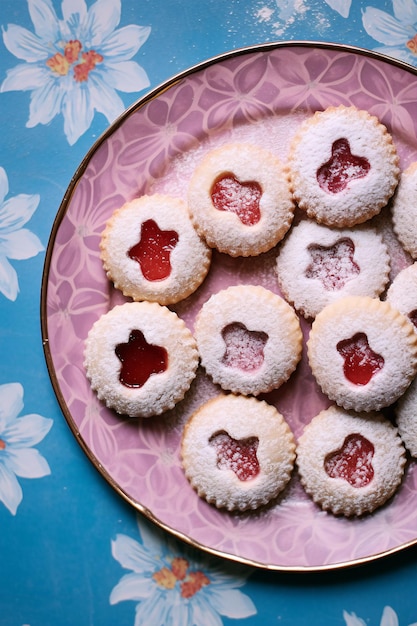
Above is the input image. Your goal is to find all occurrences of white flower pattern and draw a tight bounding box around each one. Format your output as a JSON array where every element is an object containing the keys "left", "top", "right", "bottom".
[
  {"left": 0, "top": 382, "right": 53, "bottom": 515},
  {"left": 0, "top": 166, "right": 43, "bottom": 301},
  {"left": 344, "top": 605, "right": 417, "bottom": 626},
  {"left": 110, "top": 516, "right": 257, "bottom": 626},
  {"left": 1, "top": 0, "right": 151, "bottom": 144}
]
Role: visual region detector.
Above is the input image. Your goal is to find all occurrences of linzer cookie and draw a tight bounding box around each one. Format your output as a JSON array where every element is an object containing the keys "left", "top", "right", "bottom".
[
  {"left": 307, "top": 296, "right": 417, "bottom": 412},
  {"left": 386, "top": 262, "right": 417, "bottom": 331},
  {"left": 181, "top": 394, "right": 296, "bottom": 511},
  {"left": 276, "top": 219, "right": 390, "bottom": 319},
  {"left": 187, "top": 143, "right": 295, "bottom": 256},
  {"left": 296, "top": 406, "right": 406, "bottom": 517},
  {"left": 288, "top": 105, "right": 400, "bottom": 227},
  {"left": 391, "top": 162, "right": 417, "bottom": 259},
  {"left": 84, "top": 301, "right": 198, "bottom": 417},
  {"left": 100, "top": 194, "right": 211, "bottom": 305},
  {"left": 194, "top": 285, "right": 302, "bottom": 396},
  {"left": 395, "top": 377, "right": 417, "bottom": 458}
]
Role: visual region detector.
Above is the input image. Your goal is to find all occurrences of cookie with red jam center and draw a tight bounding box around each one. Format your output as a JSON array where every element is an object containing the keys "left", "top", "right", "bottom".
[
  {"left": 296, "top": 406, "right": 406, "bottom": 517},
  {"left": 187, "top": 143, "right": 295, "bottom": 256},
  {"left": 307, "top": 295, "right": 417, "bottom": 412},
  {"left": 288, "top": 105, "right": 400, "bottom": 227},
  {"left": 391, "top": 162, "right": 417, "bottom": 259},
  {"left": 181, "top": 394, "right": 296, "bottom": 511},
  {"left": 100, "top": 194, "right": 211, "bottom": 305},
  {"left": 84, "top": 301, "right": 198, "bottom": 417},
  {"left": 276, "top": 219, "right": 390, "bottom": 319},
  {"left": 194, "top": 285, "right": 302, "bottom": 396}
]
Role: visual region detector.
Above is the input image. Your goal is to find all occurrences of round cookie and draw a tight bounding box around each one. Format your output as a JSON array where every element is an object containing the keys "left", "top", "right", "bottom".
[
  {"left": 288, "top": 105, "right": 400, "bottom": 227},
  {"left": 187, "top": 143, "right": 295, "bottom": 256},
  {"left": 395, "top": 377, "right": 417, "bottom": 458},
  {"left": 296, "top": 406, "right": 406, "bottom": 517},
  {"left": 307, "top": 295, "right": 417, "bottom": 412},
  {"left": 100, "top": 194, "right": 211, "bottom": 305},
  {"left": 84, "top": 301, "right": 198, "bottom": 417},
  {"left": 276, "top": 219, "right": 390, "bottom": 319},
  {"left": 391, "top": 162, "right": 417, "bottom": 259},
  {"left": 181, "top": 393, "right": 296, "bottom": 511},
  {"left": 386, "top": 262, "right": 417, "bottom": 331},
  {"left": 194, "top": 285, "right": 302, "bottom": 396}
]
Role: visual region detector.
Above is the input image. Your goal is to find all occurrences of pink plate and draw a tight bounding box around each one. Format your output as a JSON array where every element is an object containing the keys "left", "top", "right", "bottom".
[{"left": 41, "top": 42, "right": 417, "bottom": 571}]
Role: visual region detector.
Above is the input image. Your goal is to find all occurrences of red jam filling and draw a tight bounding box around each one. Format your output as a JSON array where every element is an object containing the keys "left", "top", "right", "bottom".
[
  {"left": 211, "top": 174, "right": 262, "bottom": 226},
  {"left": 306, "top": 237, "right": 360, "bottom": 290},
  {"left": 221, "top": 322, "right": 268, "bottom": 372},
  {"left": 128, "top": 219, "right": 179, "bottom": 281},
  {"left": 209, "top": 430, "right": 260, "bottom": 481},
  {"left": 115, "top": 329, "right": 168, "bottom": 387},
  {"left": 317, "top": 138, "right": 370, "bottom": 193},
  {"left": 408, "top": 309, "right": 417, "bottom": 329},
  {"left": 337, "top": 332, "right": 384, "bottom": 386},
  {"left": 324, "top": 433, "right": 374, "bottom": 488}
]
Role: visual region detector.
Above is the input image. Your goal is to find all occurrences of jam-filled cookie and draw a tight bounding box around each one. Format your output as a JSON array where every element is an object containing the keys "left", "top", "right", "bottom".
[
  {"left": 391, "top": 162, "right": 417, "bottom": 259},
  {"left": 276, "top": 219, "right": 390, "bottom": 319},
  {"left": 181, "top": 393, "right": 296, "bottom": 511},
  {"left": 100, "top": 194, "right": 211, "bottom": 305},
  {"left": 386, "top": 262, "right": 417, "bottom": 332},
  {"left": 194, "top": 285, "right": 302, "bottom": 396},
  {"left": 395, "top": 376, "right": 417, "bottom": 457},
  {"left": 307, "top": 296, "right": 417, "bottom": 412},
  {"left": 288, "top": 105, "right": 400, "bottom": 227},
  {"left": 187, "top": 143, "right": 295, "bottom": 256},
  {"left": 84, "top": 301, "right": 198, "bottom": 417},
  {"left": 296, "top": 406, "right": 406, "bottom": 517}
]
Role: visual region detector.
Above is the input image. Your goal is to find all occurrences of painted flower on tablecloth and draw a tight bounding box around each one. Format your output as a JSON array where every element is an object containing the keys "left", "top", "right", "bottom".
[
  {"left": 344, "top": 605, "right": 417, "bottom": 626},
  {"left": 0, "top": 382, "right": 53, "bottom": 515},
  {"left": 363, "top": 0, "right": 417, "bottom": 67},
  {"left": 0, "top": 0, "right": 151, "bottom": 145},
  {"left": 0, "top": 166, "right": 43, "bottom": 301},
  {"left": 255, "top": 0, "right": 351, "bottom": 36},
  {"left": 110, "top": 516, "right": 257, "bottom": 625}
]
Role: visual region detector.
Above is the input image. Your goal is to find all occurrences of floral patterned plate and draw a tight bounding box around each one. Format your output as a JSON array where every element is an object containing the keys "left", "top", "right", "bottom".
[{"left": 41, "top": 42, "right": 417, "bottom": 571}]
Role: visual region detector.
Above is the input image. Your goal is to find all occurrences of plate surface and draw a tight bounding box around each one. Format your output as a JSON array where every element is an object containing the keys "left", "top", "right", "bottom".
[{"left": 42, "top": 42, "right": 417, "bottom": 571}]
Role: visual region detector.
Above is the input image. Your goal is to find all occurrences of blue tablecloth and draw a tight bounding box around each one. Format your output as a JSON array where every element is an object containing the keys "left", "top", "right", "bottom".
[{"left": 2, "top": 0, "right": 417, "bottom": 624}]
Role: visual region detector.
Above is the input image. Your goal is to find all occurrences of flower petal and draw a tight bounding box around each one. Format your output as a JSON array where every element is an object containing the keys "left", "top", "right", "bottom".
[
  {"left": 62, "top": 86, "right": 94, "bottom": 145},
  {"left": 111, "top": 534, "right": 159, "bottom": 573},
  {"left": 393, "top": 0, "right": 417, "bottom": 24},
  {"left": 4, "top": 413, "right": 52, "bottom": 447},
  {"left": 2, "top": 24, "right": 49, "bottom": 62},
  {"left": 325, "top": 0, "right": 351, "bottom": 18},
  {"left": 0, "top": 229, "right": 44, "bottom": 260},
  {"left": 109, "top": 572, "right": 154, "bottom": 604},
  {"left": 27, "top": 81, "right": 65, "bottom": 127},
  {"left": 362, "top": 7, "right": 414, "bottom": 45},
  {"left": 208, "top": 587, "right": 256, "bottom": 619},
  {"left": 28, "top": 0, "right": 60, "bottom": 41},
  {"left": 101, "top": 25, "right": 151, "bottom": 61},
  {"left": 0, "top": 194, "right": 40, "bottom": 233},
  {"left": 343, "top": 611, "right": 367, "bottom": 626},
  {"left": 0, "top": 62, "right": 49, "bottom": 93},
  {"left": 0, "top": 255, "right": 19, "bottom": 300},
  {"left": 0, "top": 462, "right": 22, "bottom": 515},
  {"left": 88, "top": 73, "right": 125, "bottom": 122},
  {"left": 61, "top": 0, "right": 88, "bottom": 27},
  {"left": 102, "top": 60, "right": 150, "bottom": 93},
  {"left": 6, "top": 447, "right": 51, "bottom": 479},
  {"left": 380, "top": 606, "right": 399, "bottom": 626},
  {"left": 0, "top": 168, "right": 9, "bottom": 205},
  {"left": 85, "top": 0, "right": 121, "bottom": 46},
  {"left": 0, "top": 383, "right": 23, "bottom": 429}
]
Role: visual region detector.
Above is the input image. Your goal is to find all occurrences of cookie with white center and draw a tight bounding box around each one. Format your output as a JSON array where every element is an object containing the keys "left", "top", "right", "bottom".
[
  {"left": 187, "top": 143, "right": 295, "bottom": 256},
  {"left": 296, "top": 406, "right": 406, "bottom": 517},
  {"left": 386, "top": 262, "right": 417, "bottom": 332},
  {"left": 194, "top": 285, "right": 302, "bottom": 396},
  {"left": 84, "top": 301, "right": 198, "bottom": 417},
  {"left": 288, "top": 105, "right": 400, "bottom": 227},
  {"left": 307, "top": 296, "right": 417, "bottom": 412},
  {"left": 181, "top": 394, "right": 296, "bottom": 511},
  {"left": 391, "top": 162, "right": 417, "bottom": 259},
  {"left": 100, "top": 194, "right": 211, "bottom": 305},
  {"left": 395, "top": 377, "right": 417, "bottom": 458},
  {"left": 276, "top": 219, "right": 390, "bottom": 319}
]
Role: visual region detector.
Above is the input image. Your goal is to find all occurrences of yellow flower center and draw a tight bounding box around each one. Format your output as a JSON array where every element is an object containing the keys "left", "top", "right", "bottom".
[
  {"left": 46, "top": 40, "right": 103, "bottom": 82},
  {"left": 152, "top": 557, "right": 210, "bottom": 599},
  {"left": 406, "top": 34, "right": 417, "bottom": 54}
]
